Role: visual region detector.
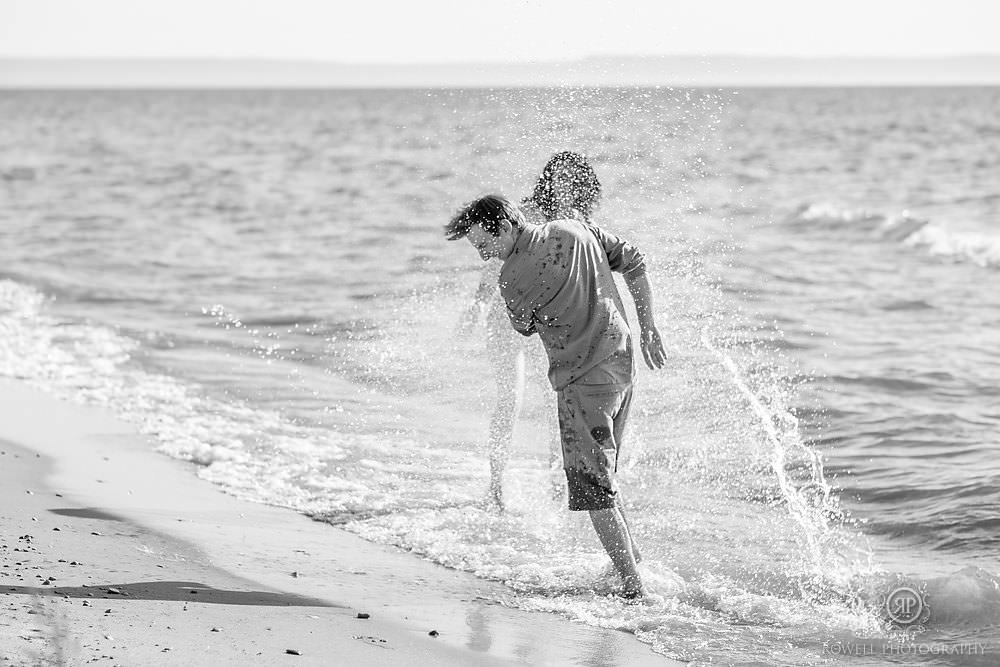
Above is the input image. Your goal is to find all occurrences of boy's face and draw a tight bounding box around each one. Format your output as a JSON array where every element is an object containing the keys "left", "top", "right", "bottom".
[{"left": 467, "top": 222, "right": 513, "bottom": 262}]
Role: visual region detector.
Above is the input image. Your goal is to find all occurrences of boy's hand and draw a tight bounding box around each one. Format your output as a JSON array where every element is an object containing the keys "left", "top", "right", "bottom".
[{"left": 640, "top": 325, "right": 666, "bottom": 369}]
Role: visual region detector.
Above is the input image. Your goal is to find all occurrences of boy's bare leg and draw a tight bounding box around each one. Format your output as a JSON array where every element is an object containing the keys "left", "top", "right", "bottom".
[
  {"left": 616, "top": 495, "right": 642, "bottom": 564},
  {"left": 488, "top": 348, "right": 525, "bottom": 512},
  {"left": 589, "top": 506, "right": 645, "bottom": 597},
  {"left": 543, "top": 389, "right": 564, "bottom": 500}
]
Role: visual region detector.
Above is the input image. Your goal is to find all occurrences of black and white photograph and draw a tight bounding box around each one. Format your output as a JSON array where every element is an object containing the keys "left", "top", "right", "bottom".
[{"left": 1, "top": 1, "right": 998, "bottom": 664}]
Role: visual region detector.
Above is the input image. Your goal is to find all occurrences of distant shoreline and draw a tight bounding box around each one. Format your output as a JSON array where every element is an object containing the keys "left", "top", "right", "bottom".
[{"left": 2, "top": 55, "right": 999, "bottom": 88}]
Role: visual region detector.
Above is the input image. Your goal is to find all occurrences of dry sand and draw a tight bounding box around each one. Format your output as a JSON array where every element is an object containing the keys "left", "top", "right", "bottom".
[{"left": 0, "top": 379, "right": 679, "bottom": 665}]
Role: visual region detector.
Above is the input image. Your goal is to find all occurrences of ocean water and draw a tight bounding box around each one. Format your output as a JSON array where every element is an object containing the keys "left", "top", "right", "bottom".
[{"left": 1, "top": 87, "right": 999, "bottom": 665}]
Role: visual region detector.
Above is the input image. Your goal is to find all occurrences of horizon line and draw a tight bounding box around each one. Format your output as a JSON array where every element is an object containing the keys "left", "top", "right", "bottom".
[
  {"left": 2, "top": 53, "right": 1000, "bottom": 65},
  {"left": 4, "top": 55, "right": 998, "bottom": 88}
]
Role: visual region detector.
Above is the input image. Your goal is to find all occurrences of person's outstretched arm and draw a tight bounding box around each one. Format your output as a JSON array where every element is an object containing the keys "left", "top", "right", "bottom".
[{"left": 624, "top": 270, "right": 666, "bottom": 369}]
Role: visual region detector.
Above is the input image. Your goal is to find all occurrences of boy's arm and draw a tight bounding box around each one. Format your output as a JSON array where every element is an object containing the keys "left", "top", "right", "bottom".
[
  {"left": 456, "top": 262, "right": 502, "bottom": 336},
  {"left": 504, "top": 282, "right": 537, "bottom": 336},
  {"left": 585, "top": 222, "right": 666, "bottom": 369},
  {"left": 585, "top": 222, "right": 646, "bottom": 275},
  {"left": 624, "top": 270, "right": 666, "bottom": 369},
  {"left": 473, "top": 261, "right": 502, "bottom": 302},
  {"left": 500, "top": 272, "right": 539, "bottom": 337},
  {"left": 507, "top": 305, "right": 537, "bottom": 336}
]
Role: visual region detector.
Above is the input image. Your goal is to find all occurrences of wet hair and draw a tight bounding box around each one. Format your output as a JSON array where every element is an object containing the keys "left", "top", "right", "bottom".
[
  {"left": 525, "top": 151, "right": 602, "bottom": 221},
  {"left": 444, "top": 194, "right": 525, "bottom": 241}
]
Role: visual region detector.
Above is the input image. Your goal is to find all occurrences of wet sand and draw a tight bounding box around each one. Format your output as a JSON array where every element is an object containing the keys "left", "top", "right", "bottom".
[{"left": 0, "top": 379, "right": 678, "bottom": 665}]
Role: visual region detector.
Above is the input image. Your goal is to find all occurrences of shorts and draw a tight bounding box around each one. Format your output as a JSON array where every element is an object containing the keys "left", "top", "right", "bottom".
[{"left": 556, "top": 351, "right": 633, "bottom": 511}]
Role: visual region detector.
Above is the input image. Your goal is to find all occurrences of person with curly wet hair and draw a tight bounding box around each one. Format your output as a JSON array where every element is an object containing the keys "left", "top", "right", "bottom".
[{"left": 458, "top": 152, "right": 605, "bottom": 512}]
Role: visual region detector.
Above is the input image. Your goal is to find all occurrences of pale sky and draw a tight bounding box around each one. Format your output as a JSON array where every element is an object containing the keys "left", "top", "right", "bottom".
[{"left": 2, "top": 0, "right": 997, "bottom": 63}]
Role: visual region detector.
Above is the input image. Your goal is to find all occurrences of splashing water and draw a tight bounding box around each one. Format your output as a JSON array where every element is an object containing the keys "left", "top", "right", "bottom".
[
  {"left": 702, "top": 333, "right": 875, "bottom": 587},
  {"left": 3, "top": 88, "right": 1000, "bottom": 664}
]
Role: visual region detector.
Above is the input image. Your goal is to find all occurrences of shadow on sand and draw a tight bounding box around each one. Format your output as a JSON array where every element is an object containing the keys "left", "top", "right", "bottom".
[{"left": 3, "top": 581, "right": 337, "bottom": 607}]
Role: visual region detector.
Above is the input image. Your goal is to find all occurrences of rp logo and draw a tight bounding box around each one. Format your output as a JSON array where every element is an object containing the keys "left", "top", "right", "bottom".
[{"left": 883, "top": 585, "right": 929, "bottom": 626}]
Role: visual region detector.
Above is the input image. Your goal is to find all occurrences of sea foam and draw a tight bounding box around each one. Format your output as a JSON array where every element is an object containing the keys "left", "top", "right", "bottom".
[{"left": 788, "top": 202, "right": 1000, "bottom": 270}]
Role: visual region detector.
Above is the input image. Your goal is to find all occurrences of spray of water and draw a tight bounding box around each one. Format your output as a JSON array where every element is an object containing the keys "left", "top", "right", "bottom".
[{"left": 701, "top": 331, "right": 876, "bottom": 602}]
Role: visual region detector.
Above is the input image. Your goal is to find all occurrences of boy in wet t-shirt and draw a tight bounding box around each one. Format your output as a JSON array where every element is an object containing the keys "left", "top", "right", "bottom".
[{"left": 445, "top": 194, "right": 666, "bottom": 599}]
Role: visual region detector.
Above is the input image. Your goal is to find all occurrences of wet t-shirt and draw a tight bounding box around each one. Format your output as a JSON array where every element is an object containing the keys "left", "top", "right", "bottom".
[{"left": 498, "top": 219, "right": 646, "bottom": 391}]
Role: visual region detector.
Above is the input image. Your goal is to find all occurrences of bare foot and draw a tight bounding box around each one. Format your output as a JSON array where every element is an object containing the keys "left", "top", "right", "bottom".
[
  {"left": 620, "top": 588, "right": 665, "bottom": 606},
  {"left": 621, "top": 572, "right": 645, "bottom": 597}
]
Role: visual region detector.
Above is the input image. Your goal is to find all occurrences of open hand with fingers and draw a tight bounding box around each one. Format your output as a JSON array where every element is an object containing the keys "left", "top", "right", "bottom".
[{"left": 639, "top": 325, "right": 666, "bottom": 369}]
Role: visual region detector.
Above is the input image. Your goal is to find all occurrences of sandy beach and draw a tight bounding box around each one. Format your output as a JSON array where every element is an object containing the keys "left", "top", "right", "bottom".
[{"left": 0, "top": 379, "right": 677, "bottom": 665}]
